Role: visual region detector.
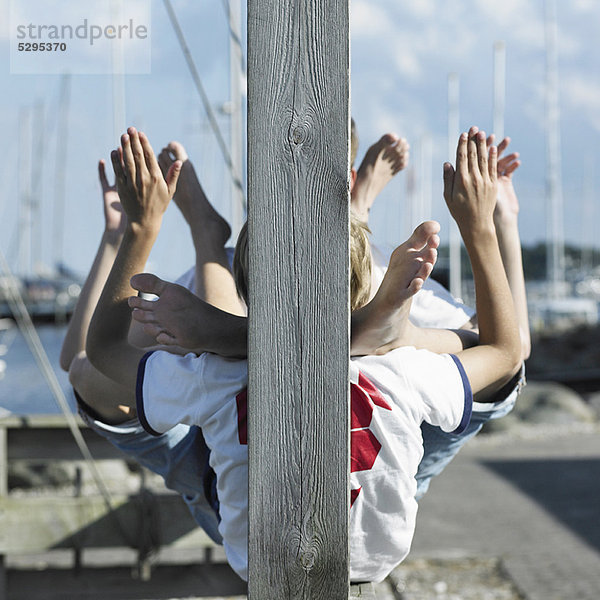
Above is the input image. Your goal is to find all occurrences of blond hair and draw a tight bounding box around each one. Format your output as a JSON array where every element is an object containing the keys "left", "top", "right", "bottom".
[{"left": 232, "top": 216, "right": 371, "bottom": 311}]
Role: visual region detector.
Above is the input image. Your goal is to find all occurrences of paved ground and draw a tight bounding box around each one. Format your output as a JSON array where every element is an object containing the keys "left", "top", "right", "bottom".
[
  {"left": 7, "top": 422, "right": 600, "bottom": 599},
  {"left": 172, "top": 422, "right": 600, "bottom": 600},
  {"left": 385, "top": 423, "right": 600, "bottom": 600}
]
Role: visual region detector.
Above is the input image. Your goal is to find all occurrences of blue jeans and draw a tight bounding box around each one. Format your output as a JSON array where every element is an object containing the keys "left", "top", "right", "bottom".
[
  {"left": 78, "top": 400, "right": 222, "bottom": 544},
  {"left": 415, "top": 367, "right": 525, "bottom": 500}
]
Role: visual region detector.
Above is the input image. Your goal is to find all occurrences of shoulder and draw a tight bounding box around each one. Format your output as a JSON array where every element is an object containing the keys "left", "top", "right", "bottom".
[
  {"left": 352, "top": 348, "right": 472, "bottom": 433},
  {"left": 138, "top": 351, "right": 248, "bottom": 435}
]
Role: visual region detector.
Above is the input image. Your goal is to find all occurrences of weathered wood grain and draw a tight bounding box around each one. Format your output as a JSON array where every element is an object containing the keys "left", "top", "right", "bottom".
[
  {"left": 0, "top": 494, "right": 215, "bottom": 553},
  {"left": 247, "top": 0, "right": 350, "bottom": 598}
]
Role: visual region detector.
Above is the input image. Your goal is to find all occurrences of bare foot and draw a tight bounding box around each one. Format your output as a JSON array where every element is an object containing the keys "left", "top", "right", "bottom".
[
  {"left": 128, "top": 273, "right": 247, "bottom": 357},
  {"left": 352, "top": 133, "right": 410, "bottom": 222},
  {"left": 158, "top": 141, "right": 231, "bottom": 246},
  {"left": 351, "top": 221, "right": 439, "bottom": 355}
]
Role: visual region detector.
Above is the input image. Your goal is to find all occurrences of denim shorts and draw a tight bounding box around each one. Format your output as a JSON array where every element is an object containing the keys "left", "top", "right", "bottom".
[
  {"left": 76, "top": 392, "right": 222, "bottom": 544},
  {"left": 415, "top": 366, "right": 525, "bottom": 500}
]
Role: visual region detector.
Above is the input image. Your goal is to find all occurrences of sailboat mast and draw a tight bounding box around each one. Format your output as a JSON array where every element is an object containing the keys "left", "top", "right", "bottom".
[
  {"left": 111, "top": 0, "right": 126, "bottom": 144},
  {"left": 448, "top": 72, "right": 462, "bottom": 299},
  {"left": 544, "top": 0, "right": 565, "bottom": 298},
  {"left": 52, "top": 74, "right": 71, "bottom": 271},
  {"left": 18, "top": 108, "right": 32, "bottom": 277},
  {"left": 493, "top": 40, "right": 506, "bottom": 141},
  {"left": 31, "top": 101, "right": 45, "bottom": 275}
]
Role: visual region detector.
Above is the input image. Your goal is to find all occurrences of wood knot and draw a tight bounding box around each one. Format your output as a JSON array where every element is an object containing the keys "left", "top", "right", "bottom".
[
  {"left": 290, "top": 125, "right": 307, "bottom": 145},
  {"left": 299, "top": 547, "right": 316, "bottom": 570}
]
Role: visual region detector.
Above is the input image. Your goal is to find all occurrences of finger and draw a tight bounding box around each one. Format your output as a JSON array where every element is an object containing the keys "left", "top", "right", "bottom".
[
  {"left": 443, "top": 161, "right": 455, "bottom": 204},
  {"left": 498, "top": 152, "right": 519, "bottom": 170},
  {"left": 98, "top": 160, "right": 110, "bottom": 190},
  {"left": 467, "top": 133, "right": 479, "bottom": 175},
  {"left": 497, "top": 137, "right": 510, "bottom": 157},
  {"left": 504, "top": 159, "right": 520, "bottom": 177},
  {"left": 488, "top": 145, "right": 498, "bottom": 182},
  {"left": 127, "top": 127, "right": 149, "bottom": 183},
  {"left": 455, "top": 132, "right": 468, "bottom": 179},
  {"left": 130, "top": 272, "right": 168, "bottom": 296},
  {"left": 121, "top": 132, "right": 136, "bottom": 184},
  {"left": 486, "top": 133, "right": 495, "bottom": 148},
  {"left": 476, "top": 130, "right": 488, "bottom": 176},
  {"left": 157, "top": 148, "right": 172, "bottom": 176},
  {"left": 111, "top": 149, "right": 127, "bottom": 188},
  {"left": 165, "top": 161, "right": 182, "bottom": 198},
  {"left": 138, "top": 131, "right": 162, "bottom": 179}
]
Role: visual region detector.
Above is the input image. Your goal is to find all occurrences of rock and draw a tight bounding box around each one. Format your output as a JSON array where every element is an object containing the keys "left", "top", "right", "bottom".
[{"left": 483, "top": 381, "right": 597, "bottom": 433}]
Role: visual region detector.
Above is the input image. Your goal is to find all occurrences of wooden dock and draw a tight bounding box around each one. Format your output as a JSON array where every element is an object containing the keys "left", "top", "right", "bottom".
[{"left": 0, "top": 413, "right": 247, "bottom": 599}]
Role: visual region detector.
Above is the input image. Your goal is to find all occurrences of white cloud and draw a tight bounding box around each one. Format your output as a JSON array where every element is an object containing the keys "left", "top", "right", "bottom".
[
  {"left": 572, "top": 0, "right": 596, "bottom": 13},
  {"left": 351, "top": 1, "right": 394, "bottom": 38},
  {"left": 393, "top": 49, "right": 422, "bottom": 81},
  {"left": 563, "top": 75, "right": 600, "bottom": 132}
]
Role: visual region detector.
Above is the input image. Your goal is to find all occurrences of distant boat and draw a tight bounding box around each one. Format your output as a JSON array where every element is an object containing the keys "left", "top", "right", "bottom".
[{"left": 0, "top": 272, "right": 81, "bottom": 321}]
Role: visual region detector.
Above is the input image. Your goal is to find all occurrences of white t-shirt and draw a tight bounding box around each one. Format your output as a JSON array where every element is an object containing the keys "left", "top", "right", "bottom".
[
  {"left": 136, "top": 346, "right": 472, "bottom": 583},
  {"left": 371, "top": 242, "right": 475, "bottom": 329}
]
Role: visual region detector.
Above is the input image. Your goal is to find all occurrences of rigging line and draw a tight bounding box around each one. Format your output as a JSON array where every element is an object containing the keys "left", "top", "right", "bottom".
[
  {"left": 0, "top": 247, "right": 116, "bottom": 514},
  {"left": 162, "top": 0, "right": 245, "bottom": 206}
]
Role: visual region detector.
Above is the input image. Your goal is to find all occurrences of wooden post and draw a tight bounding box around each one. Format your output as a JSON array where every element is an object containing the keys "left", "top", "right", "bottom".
[{"left": 247, "top": 0, "right": 350, "bottom": 598}]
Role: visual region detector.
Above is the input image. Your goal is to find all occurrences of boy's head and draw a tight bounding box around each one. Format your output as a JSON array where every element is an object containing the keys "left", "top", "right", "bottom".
[{"left": 232, "top": 215, "right": 372, "bottom": 311}]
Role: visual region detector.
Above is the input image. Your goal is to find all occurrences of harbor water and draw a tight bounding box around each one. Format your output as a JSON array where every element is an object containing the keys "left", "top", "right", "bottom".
[{"left": 0, "top": 323, "right": 75, "bottom": 416}]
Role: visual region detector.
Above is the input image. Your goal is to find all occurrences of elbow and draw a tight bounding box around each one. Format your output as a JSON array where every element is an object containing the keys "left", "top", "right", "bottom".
[
  {"left": 59, "top": 348, "right": 73, "bottom": 373},
  {"left": 68, "top": 352, "right": 85, "bottom": 390},
  {"left": 85, "top": 327, "right": 103, "bottom": 374},
  {"left": 506, "top": 342, "right": 523, "bottom": 381}
]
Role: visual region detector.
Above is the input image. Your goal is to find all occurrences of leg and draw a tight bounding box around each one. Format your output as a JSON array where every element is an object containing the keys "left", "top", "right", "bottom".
[
  {"left": 129, "top": 274, "right": 248, "bottom": 358},
  {"left": 351, "top": 134, "right": 409, "bottom": 222},
  {"left": 158, "top": 142, "right": 245, "bottom": 315},
  {"left": 351, "top": 221, "right": 439, "bottom": 355},
  {"left": 76, "top": 396, "right": 222, "bottom": 543}
]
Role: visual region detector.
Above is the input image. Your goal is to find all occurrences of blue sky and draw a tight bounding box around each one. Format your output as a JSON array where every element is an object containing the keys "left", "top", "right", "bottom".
[{"left": 1, "top": 0, "right": 599, "bottom": 280}]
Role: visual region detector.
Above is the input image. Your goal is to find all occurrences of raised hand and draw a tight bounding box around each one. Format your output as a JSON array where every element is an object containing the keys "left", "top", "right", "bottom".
[
  {"left": 490, "top": 135, "right": 521, "bottom": 222},
  {"left": 110, "top": 127, "right": 181, "bottom": 232},
  {"left": 443, "top": 126, "right": 498, "bottom": 238},
  {"left": 98, "top": 159, "right": 126, "bottom": 235}
]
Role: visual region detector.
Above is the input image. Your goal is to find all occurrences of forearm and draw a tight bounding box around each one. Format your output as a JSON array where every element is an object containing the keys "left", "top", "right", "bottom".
[
  {"left": 87, "top": 226, "right": 156, "bottom": 389},
  {"left": 495, "top": 216, "right": 530, "bottom": 359},
  {"left": 460, "top": 226, "right": 521, "bottom": 395},
  {"left": 60, "top": 231, "right": 122, "bottom": 371}
]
